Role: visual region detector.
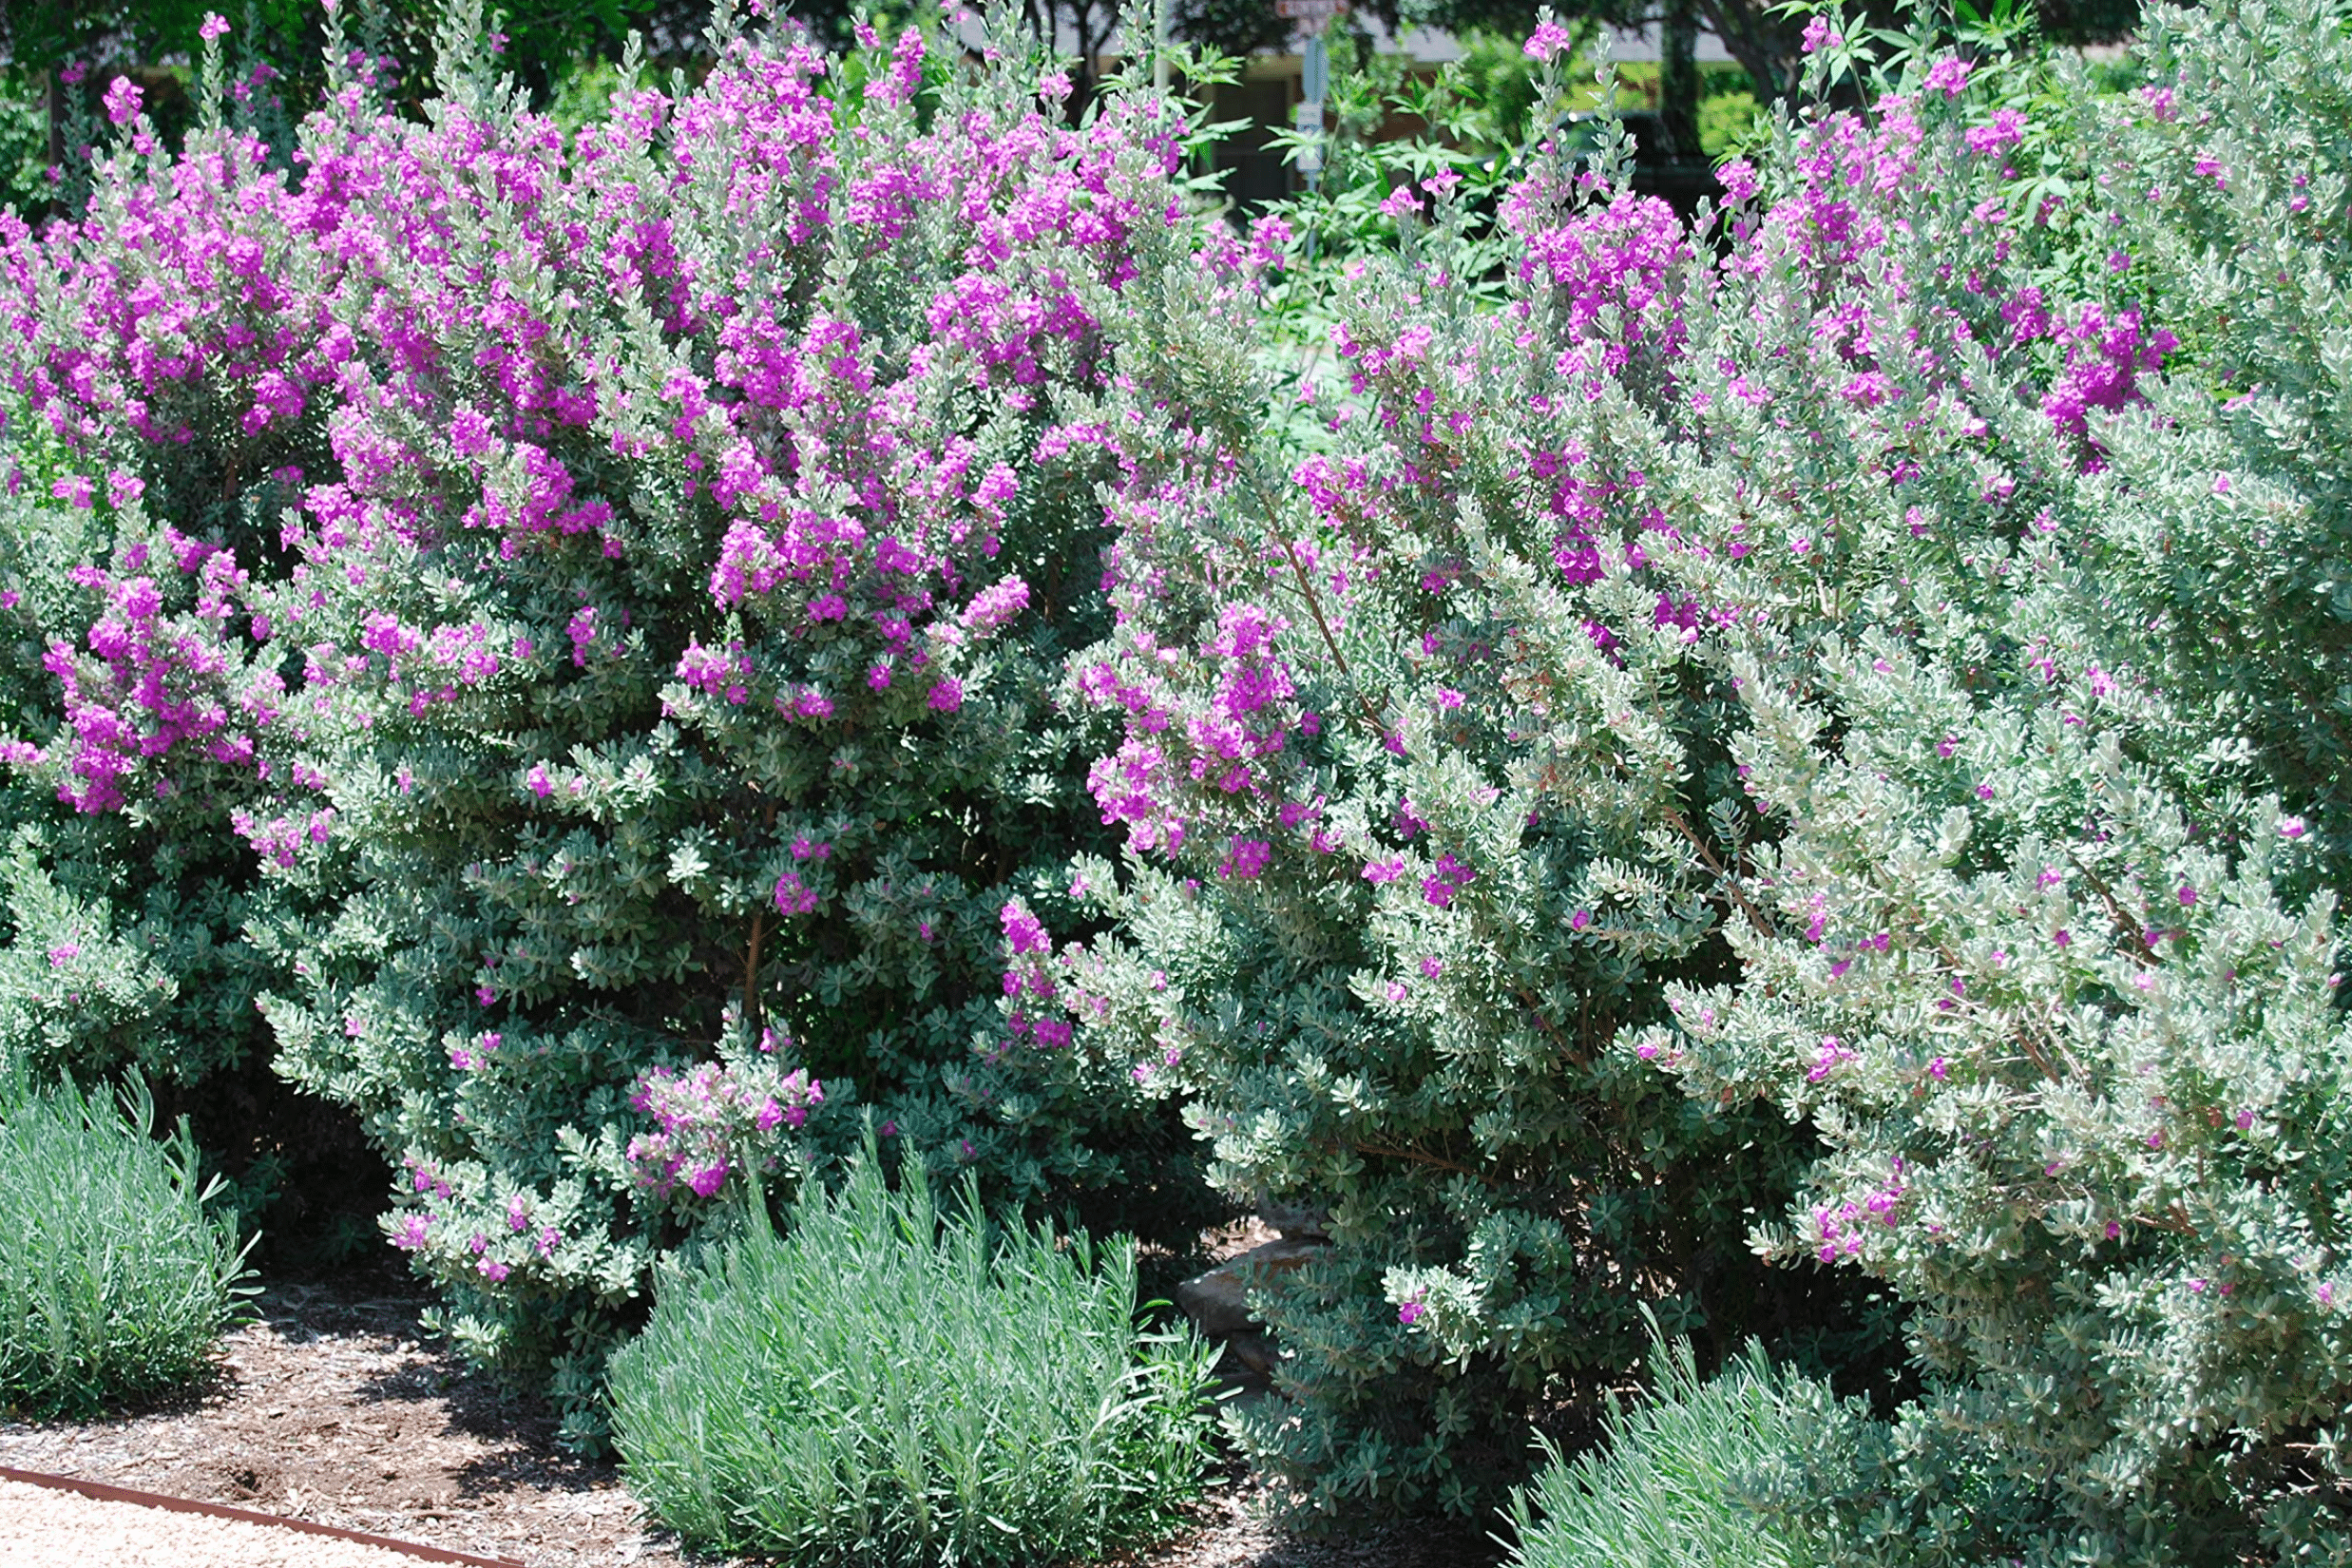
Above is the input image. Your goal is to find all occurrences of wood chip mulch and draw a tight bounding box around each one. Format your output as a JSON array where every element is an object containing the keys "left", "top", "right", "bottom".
[{"left": 0, "top": 1260, "right": 1502, "bottom": 1568}]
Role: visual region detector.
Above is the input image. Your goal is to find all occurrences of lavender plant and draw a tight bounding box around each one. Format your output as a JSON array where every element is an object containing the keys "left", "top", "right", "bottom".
[
  {"left": 1506, "top": 1328, "right": 1844, "bottom": 1568},
  {"left": 608, "top": 1146, "right": 1218, "bottom": 1564},
  {"left": 0, "top": 1067, "right": 254, "bottom": 1418}
]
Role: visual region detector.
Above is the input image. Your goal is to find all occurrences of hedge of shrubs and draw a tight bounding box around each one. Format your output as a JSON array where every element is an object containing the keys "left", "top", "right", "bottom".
[{"left": 6, "top": 0, "right": 2352, "bottom": 1558}]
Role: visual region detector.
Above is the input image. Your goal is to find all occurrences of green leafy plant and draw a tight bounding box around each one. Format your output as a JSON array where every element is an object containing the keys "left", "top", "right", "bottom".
[
  {"left": 1648, "top": 6, "right": 2352, "bottom": 1558},
  {"left": 1507, "top": 1328, "right": 1845, "bottom": 1568},
  {"left": 0, "top": 1067, "right": 253, "bottom": 1418},
  {"left": 607, "top": 1143, "right": 1219, "bottom": 1565}
]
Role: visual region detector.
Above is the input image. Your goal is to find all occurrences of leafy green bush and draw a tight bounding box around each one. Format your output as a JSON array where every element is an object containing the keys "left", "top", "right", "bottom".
[
  {"left": 1507, "top": 1332, "right": 1841, "bottom": 1568},
  {"left": 608, "top": 1148, "right": 1218, "bottom": 1565},
  {"left": 1, "top": 3, "right": 1227, "bottom": 1440},
  {"left": 1649, "top": 5, "right": 2352, "bottom": 1559},
  {"left": 0, "top": 1069, "right": 252, "bottom": 1417}
]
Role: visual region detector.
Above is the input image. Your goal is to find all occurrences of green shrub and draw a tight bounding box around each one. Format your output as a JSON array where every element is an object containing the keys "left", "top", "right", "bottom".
[
  {"left": 1, "top": 4, "right": 1227, "bottom": 1439},
  {"left": 1507, "top": 1332, "right": 1842, "bottom": 1568},
  {"left": 1647, "top": 4, "right": 2352, "bottom": 1561},
  {"left": 0, "top": 1069, "right": 252, "bottom": 1417},
  {"left": 607, "top": 1147, "right": 1219, "bottom": 1565}
]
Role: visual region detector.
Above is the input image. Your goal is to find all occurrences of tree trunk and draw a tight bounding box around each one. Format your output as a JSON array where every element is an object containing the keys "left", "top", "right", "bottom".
[
  {"left": 1694, "top": 0, "right": 1796, "bottom": 105},
  {"left": 1659, "top": 0, "right": 1701, "bottom": 159}
]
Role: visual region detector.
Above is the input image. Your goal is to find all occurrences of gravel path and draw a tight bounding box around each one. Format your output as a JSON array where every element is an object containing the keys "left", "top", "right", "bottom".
[
  {"left": 0, "top": 1266, "right": 691, "bottom": 1567},
  {"left": 0, "top": 1476, "right": 479, "bottom": 1567}
]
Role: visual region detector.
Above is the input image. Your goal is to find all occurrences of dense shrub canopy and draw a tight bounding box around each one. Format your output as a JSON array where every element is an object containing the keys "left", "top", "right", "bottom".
[
  {"left": 1, "top": 3, "right": 1217, "bottom": 1437},
  {"left": 1028, "top": 0, "right": 2352, "bottom": 1546},
  {"left": 6, "top": 0, "right": 2352, "bottom": 1556}
]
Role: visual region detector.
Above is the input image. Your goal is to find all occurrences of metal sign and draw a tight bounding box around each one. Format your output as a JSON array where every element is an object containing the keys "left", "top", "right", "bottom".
[
  {"left": 1301, "top": 35, "right": 1329, "bottom": 103},
  {"left": 1294, "top": 95, "right": 1324, "bottom": 179},
  {"left": 1273, "top": 0, "right": 1348, "bottom": 16}
]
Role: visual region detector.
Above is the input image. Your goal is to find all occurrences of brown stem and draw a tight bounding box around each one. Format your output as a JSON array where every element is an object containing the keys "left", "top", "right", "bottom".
[
  {"left": 1659, "top": 802, "right": 1774, "bottom": 940},
  {"left": 1248, "top": 469, "right": 1389, "bottom": 741},
  {"left": 742, "top": 908, "right": 766, "bottom": 1041},
  {"left": 1347, "top": 1139, "right": 1482, "bottom": 1178},
  {"left": 1509, "top": 981, "right": 1583, "bottom": 1062},
  {"left": 2066, "top": 854, "right": 2157, "bottom": 967}
]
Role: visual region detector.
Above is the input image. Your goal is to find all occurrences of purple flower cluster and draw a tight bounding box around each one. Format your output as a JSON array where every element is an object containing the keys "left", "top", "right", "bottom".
[
  {"left": 1813, "top": 1163, "right": 1905, "bottom": 1262},
  {"left": 624, "top": 1059, "right": 824, "bottom": 1200},
  {"left": 6, "top": 15, "right": 1189, "bottom": 848}
]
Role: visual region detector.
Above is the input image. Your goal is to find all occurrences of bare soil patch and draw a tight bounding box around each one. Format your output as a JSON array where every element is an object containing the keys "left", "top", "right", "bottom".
[{"left": 0, "top": 1258, "right": 1500, "bottom": 1568}]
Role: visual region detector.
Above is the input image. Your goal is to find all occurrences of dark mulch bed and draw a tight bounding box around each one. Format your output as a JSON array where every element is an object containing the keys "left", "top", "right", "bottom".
[{"left": 0, "top": 1257, "right": 1503, "bottom": 1568}]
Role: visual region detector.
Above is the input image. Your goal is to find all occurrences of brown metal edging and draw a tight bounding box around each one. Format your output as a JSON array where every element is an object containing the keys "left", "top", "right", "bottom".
[{"left": 0, "top": 1463, "right": 526, "bottom": 1567}]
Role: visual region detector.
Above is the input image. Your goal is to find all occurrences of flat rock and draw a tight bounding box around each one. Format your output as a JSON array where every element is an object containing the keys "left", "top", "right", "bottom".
[
  {"left": 1255, "top": 1199, "right": 1331, "bottom": 1241},
  {"left": 1175, "top": 1238, "right": 1324, "bottom": 1341}
]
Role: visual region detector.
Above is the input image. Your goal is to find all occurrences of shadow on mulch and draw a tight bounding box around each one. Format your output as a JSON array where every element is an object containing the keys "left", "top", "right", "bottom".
[{"left": 2, "top": 1255, "right": 1512, "bottom": 1568}]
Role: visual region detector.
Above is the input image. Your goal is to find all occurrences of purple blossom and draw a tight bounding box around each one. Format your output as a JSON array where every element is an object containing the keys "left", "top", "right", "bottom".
[
  {"left": 103, "top": 76, "right": 143, "bottom": 126},
  {"left": 1964, "top": 109, "right": 2026, "bottom": 155},
  {"left": 1222, "top": 837, "right": 1272, "bottom": 878},
  {"left": 1002, "top": 901, "right": 1049, "bottom": 955},
  {"left": 1922, "top": 55, "right": 1973, "bottom": 96},
  {"left": 1523, "top": 20, "right": 1573, "bottom": 59}
]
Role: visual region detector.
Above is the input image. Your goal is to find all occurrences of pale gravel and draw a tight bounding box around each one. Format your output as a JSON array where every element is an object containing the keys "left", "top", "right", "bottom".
[{"left": 0, "top": 1478, "right": 478, "bottom": 1567}]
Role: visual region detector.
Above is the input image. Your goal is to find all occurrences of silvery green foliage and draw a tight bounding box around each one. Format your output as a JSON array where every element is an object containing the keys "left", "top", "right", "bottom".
[
  {"left": 1040, "top": 42, "right": 1908, "bottom": 1521},
  {"left": 1645, "top": 3, "right": 2352, "bottom": 1559},
  {"left": 0, "top": 468, "right": 285, "bottom": 1091},
  {"left": 2064, "top": 0, "right": 2352, "bottom": 889},
  {"left": 1056, "top": 0, "right": 2352, "bottom": 1541},
  {"left": 1, "top": 3, "right": 1224, "bottom": 1441}
]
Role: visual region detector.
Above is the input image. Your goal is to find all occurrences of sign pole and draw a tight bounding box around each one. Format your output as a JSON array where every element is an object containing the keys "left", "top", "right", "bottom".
[{"left": 1272, "top": 0, "right": 1345, "bottom": 261}]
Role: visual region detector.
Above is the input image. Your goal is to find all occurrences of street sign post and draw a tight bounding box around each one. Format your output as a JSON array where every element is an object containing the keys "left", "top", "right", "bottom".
[{"left": 1295, "top": 32, "right": 1329, "bottom": 189}]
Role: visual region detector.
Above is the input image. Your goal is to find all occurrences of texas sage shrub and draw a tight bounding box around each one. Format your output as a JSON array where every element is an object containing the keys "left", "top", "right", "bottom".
[
  {"left": 1025, "top": 1, "right": 2352, "bottom": 1531},
  {"left": 1, "top": 0, "right": 1227, "bottom": 1437},
  {"left": 607, "top": 1147, "right": 1218, "bottom": 1565},
  {"left": 1640, "top": 2, "right": 2352, "bottom": 1559},
  {"left": 0, "top": 479, "right": 285, "bottom": 1089},
  {"left": 0, "top": 1066, "right": 253, "bottom": 1417},
  {"left": 1016, "top": 28, "right": 1937, "bottom": 1520},
  {"left": 2052, "top": 0, "right": 2352, "bottom": 887},
  {"left": 0, "top": 22, "right": 325, "bottom": 1092}
]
